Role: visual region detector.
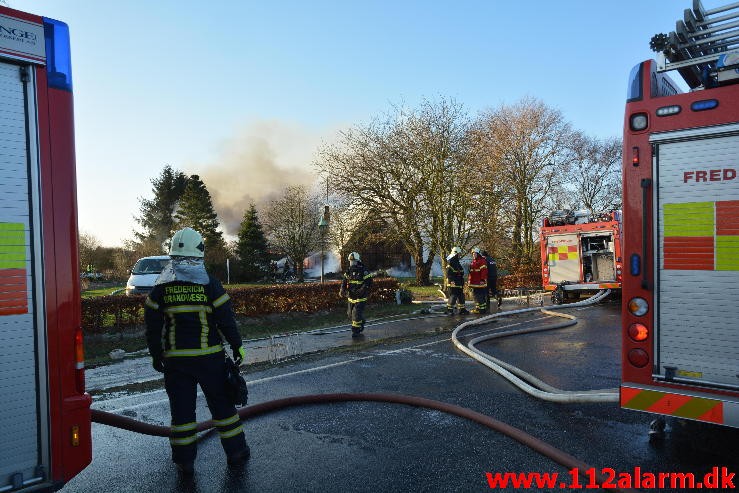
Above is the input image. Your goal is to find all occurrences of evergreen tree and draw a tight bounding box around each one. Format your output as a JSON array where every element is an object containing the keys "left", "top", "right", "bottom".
[
  {"left": 235, "top": 204, "right": 269, "bottom": 281},
  {"left": 134, "top": 165, "right": 189, "bottom": 253},
  {"left": 175, "top": 175, "right": 228, "bottom": 277}
]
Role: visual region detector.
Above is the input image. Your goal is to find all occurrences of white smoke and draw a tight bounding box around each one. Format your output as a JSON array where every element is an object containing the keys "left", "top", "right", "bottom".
[{"left": 193, "top": 120, "right": 326, "bottom": 235}]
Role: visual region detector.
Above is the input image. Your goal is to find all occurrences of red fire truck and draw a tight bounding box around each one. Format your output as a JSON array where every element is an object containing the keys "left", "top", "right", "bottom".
[
  {"left": 621, "top": 0, "right": 739, "bottom": 431},
  {"left": 0, "top": 6, "right": 92, "bottom": 491},
  {"left": 540, "top": 210, "right": 623, "bottom": 304}
]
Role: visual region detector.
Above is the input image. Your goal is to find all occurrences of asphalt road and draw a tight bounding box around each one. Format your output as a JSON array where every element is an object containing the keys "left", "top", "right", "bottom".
[{"left": 63, "top": 300, "right": 738, "bottom": 492}]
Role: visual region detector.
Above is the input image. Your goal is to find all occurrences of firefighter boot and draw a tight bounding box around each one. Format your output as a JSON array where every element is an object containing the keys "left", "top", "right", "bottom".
[
  {"left": 458, "top": 308, "right": 469, "bottom": 315},
  {"left": 227, "top": 444, "right": 251, "bottom": 466},
  {"left": 176, "top": 462, "right": 195, "bottom": 476}
]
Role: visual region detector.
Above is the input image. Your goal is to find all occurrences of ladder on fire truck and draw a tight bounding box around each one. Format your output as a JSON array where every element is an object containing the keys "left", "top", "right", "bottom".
[{"left": 650, "top": 0, "right": 739, "bottom": 88}]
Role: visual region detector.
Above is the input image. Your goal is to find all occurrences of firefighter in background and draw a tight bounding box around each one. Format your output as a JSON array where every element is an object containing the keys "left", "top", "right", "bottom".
[
  {"left": 145, "top": 228, "right": 250, "bottom": 475},
  {"left": 481, "top": 250, "right": 499, "bottom": 312},
  {"left": 468, "top": 247, "right": 488, "bottom": 314},
  {"left": 340, "top": 252, "right": 373, "bottom": 337},
  {"left": 445, "top": 246, "right": 469, "bottom": 315}
]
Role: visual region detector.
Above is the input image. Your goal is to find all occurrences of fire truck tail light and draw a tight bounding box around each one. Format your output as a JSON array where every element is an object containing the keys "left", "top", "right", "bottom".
[
  {"left": 628, "top": 323, "right": 649, "bottom": 342},
  {"left": 71, "top": 425, "right": 80, "bottom": 446},
  {"left": 630, "top": 254, "right": 641, "bottom": 276},
  {"left": 631, "top": 146, "right": 640, "bottom": 166},
  {"left": 629, "top": 113, "right": 648, "bottom": 131},
  {"left": 627, "top": 297, "right": 649, "bottom": 316},
  {"left": 74, "top": 328, "right": 85, "bottom": 394},
  {"left": 628, "top": 348, "right": 649, "bottom": 368}
]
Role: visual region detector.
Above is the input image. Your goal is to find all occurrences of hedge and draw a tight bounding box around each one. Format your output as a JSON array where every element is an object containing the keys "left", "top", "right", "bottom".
[
  {"left": 81, "top": 278, "right": 400, "bottom": 335},
  {"left": 497, "top": 272, "right": 542, "bottom": 290}
]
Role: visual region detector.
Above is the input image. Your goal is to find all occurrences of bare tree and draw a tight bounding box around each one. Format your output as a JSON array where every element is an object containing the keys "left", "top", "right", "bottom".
[
  {"left": 79, "top": 231, "right": 101, "bottom": 274},
  {"left": 263, "top": 185, "right": 322, "bottom": 282},
  {"left": 412, "top": 99, "right": 476, "bottom": 281},
  {"left": 567, "top": 134, "right": 622, "bottom": 213},
  {"left": 473, "top": 97, "right": 574, "bottom": 270},
  {"left": 318, "top": 109, "right": 434, "bottom": 284},
  {"left": 318, "top": 98, "right": 476, "bottom": 285},
  {"left": 324, "top": 197, "right": 362, "bottom": 271}
]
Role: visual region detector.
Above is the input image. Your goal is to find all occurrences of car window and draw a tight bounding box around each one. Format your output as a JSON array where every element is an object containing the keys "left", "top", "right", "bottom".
[{"left": 132, "top": 258, "right": 169, "bottom": 275}]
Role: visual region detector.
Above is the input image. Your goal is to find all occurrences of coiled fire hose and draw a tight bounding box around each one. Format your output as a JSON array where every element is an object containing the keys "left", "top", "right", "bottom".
[
  {"left": 91, "top": 393, "right": 637, "bottom": 492},
  {"left": 451, "top": 290, "right": 620, "bottom": 403}
]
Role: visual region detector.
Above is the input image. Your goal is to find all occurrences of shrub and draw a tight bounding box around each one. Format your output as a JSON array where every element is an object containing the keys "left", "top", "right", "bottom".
[{"left": 80, "top": 278, "right": 400, "bottom": 335}]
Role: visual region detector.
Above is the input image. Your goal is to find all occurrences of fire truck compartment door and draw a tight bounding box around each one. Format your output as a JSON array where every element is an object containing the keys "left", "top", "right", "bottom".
[
  {"left": 546, "top": 233, "right": 580, "bottom": 283},
  {"left": 653, "top": 126, "right": 739, "bottom": 390},
  {"left": 0, "top": 61, "right": 46, "bottom": 488}
]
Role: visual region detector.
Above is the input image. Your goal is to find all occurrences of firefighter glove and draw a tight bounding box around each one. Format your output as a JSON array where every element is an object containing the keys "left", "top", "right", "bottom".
[
  {"left": 152, "top": 356, "right": 165, "bottom": 373},
  {"left": 234, "top": 345, "right": 245, "bottom": 365}
]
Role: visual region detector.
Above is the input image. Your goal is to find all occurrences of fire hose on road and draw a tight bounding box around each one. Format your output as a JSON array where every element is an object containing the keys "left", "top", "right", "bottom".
[
  {"left": 451, "top": 289, "right": 620, "bottom": 403},
  {"left": 91, "top": 392, "right": 637, "bottom": 493}
]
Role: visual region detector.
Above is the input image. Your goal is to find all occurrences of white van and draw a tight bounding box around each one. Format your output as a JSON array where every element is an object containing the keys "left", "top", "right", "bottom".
[{"left": 125, "top": 255, "right": 170, "bottom": 295}]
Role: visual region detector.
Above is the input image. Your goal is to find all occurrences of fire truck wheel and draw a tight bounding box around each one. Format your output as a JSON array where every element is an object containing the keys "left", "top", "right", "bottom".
[
  {"left": 551, "top": 288, "right": 563, "bottom": 305},
  {"left": 648, "top": 417, "right": 666, "bottom": 441}
]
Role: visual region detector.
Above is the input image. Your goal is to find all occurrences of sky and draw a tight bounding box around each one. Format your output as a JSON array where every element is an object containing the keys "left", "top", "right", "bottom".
[{"left": 14, "top": 0, "right": 729, "bottom": 246}]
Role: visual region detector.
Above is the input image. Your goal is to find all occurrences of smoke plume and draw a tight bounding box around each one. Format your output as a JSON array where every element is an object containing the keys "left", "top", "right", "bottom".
[{"left": 194, "top": 120, "right": 322, "bottom": 235}]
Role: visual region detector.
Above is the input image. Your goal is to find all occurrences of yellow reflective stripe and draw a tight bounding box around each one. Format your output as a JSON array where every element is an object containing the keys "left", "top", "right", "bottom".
[
  {"left": 200, "top": 311, "right": 209, "bottom": 348},
  {"left": 171, "top": 422, "right": 197, "bottom": 432},
  {"left": 348, "top": 297, "right": 367, "bottom": 303},
  {"left": 170, "top": 435, "right": 198, "bottom": 446},
  {"left": 218, "top": 425, "right": 244, "bottom": 439},
  {"left": 145, "top": 297, "right": 159, "bottom": 310},
  {"left": 164, "top": 305, "right": 213, "bottom": 314},
  {"left": 213, "top": 414, "right": 240, "bottom": 427},
  {"left": 212, "top": 293, "right": 230, "bottom": 308},
  {"left": 363, "top": 274, "right": 373, "bottom": 280},
  {"left": 168, "top": 313, "right": 177, "bottom": 349},
  {"left": 164, "top": 344, "right": 224, "bottom": 357},
  {"left": 348, "top": 280, "right": 364, "bottom": 284},
  {"left": 469, "top": 283, "right": 486, "bottom": 288}
]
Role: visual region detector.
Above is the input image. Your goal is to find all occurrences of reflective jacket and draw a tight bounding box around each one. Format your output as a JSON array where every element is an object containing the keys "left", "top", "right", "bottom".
[
  {"left": 144, "top": 277, "right": 241, "bottom": 358},
  {"left": 468, "top": 256, "right": 488, "bottom": 288},
  {"left": 341, "top": 262, "right": 372, "bottom": 303},
  {"left": 446, "top": 255, "right": 465, "bottom": 288}
]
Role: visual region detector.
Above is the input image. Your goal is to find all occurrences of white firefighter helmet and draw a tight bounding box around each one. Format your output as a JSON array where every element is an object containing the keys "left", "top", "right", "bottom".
[
  {"left": 471, "top": 247, "right": 481, "bottom": 255},
  {"left": 347, "top": 252, "right": 361, "bottom": 262},
  {"left": 447, "top": 246, "right": 462, "bottom": 261},
  {"left": 169, "top": 227, "right": 205, "bottom": 258}
]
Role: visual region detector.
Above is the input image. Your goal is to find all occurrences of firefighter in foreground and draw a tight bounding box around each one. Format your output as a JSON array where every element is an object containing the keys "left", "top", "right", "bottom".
[
  {"left": 445, "top": 246, "right": 469, "bottom": 315},
  {"left": 468, "top": 247, "right": 489, "bottom": 314},
  {"left": 340, "top": 251, "right": 373, "bottom": 336},
  {"left": 145, "top": 227, "right": 249, "bottom": 475}
]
